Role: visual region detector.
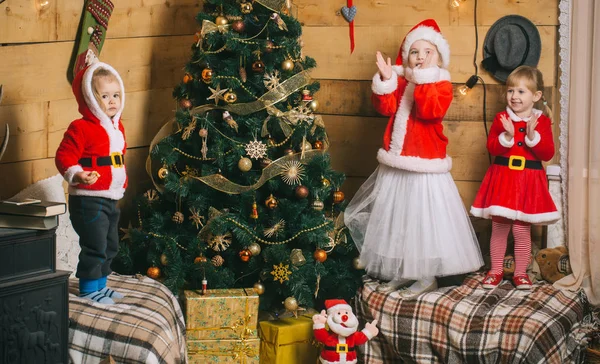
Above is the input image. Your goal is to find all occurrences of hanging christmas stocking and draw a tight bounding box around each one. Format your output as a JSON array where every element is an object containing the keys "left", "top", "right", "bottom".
[{"left": 70, "top": 0, "right": 114, "bottom": 80}]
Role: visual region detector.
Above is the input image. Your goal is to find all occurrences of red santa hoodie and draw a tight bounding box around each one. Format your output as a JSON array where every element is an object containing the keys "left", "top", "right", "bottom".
[
  {"left": 371, "top": 19, "right": 453, "bottom": 173},
  {"left": 55, "top": 62, "right": 127, "bottom": 200}
]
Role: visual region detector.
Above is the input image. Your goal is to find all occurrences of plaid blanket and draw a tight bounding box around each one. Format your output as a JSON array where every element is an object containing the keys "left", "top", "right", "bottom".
[
  {"left": 355, "top": 273, "right": 591, "bottom": 364},
  {"left": 68, "top": 274, "right": 187, "bottom": 364}
]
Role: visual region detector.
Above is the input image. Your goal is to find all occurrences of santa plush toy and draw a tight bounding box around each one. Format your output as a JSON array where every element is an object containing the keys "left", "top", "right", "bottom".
[{"left": 313, "top": 299, "right": 378, "bottom": 364}]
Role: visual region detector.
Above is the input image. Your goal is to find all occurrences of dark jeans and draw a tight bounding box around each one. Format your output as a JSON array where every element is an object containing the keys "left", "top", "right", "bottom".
[{"left": 69, "top": 195, "right": 120, "bottom": 279}]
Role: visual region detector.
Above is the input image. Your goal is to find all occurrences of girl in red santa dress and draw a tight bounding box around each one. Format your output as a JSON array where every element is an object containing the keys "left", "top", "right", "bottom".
[
  {"left": 56, "top": 62, "right": 127, "bottom": 304},
  {"left": 344, "top": 19, "right": 484, "bottom": 297},
  {"left": 471, "top": 65, "right": 559, "bottom": 290}
]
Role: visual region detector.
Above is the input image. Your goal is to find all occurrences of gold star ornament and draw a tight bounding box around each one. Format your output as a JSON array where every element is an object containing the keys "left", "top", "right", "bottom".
[{"left": 206, "top": 84, "right": 229, "bottom": 105}]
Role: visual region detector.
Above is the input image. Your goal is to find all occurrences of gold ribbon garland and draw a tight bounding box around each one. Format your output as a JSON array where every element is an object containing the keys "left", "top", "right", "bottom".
[
  {"left": 191, "top": 149, "right": 324, "bottom": 194},
  {"left": 189, "top": 70, "right": 312, "bottom": 117},
  {"left": 146, "top": 70, "right": 313, "bottom": 191}
]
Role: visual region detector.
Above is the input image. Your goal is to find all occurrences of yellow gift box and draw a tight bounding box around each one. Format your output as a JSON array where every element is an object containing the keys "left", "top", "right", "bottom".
[
  {"left": 258, "top": 314, "right": 320, "bottom": 364},
  {"left": 184, "top": 288, "right": 259, "bottom": 340},
  {"left": 187, "top": 338, "right": 260, "bottom": 364}
]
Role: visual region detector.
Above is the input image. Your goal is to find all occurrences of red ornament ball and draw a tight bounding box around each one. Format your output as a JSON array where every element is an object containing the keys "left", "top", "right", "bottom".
[
  {"left": 295, "top": 185, "right": 309, "bottom": 199},
  {"left": 332, "top": 190, "right": 345, "bottom": 204},
  {"left": 313, "top": 249, "right": 327, "bottom": 263},
  {"left": 313, "top": 140, "right": 324, "bottom": 150},
  {"left": 147, "top": 266, "right": 161, "bottom": 279},
  {"left": 179, "top": 98, "right": 193, "bottom": 109},
  {"left": 232, "top": 20, "right": 245, "bottom": 33},
  {"left": 252, "top": 60, "right": 265, "bottom": 73},
  {"left": 239, "top": 249, "right": 252, "bottom": 262}
]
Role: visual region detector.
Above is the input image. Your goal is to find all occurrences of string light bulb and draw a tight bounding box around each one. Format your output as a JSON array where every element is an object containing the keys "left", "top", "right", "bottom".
[
  {"left": 458, "top": 75, "right": 479, "bottom": 96},
  {"left": 449, "top": 0, "right": 467, "bottom": 8}
]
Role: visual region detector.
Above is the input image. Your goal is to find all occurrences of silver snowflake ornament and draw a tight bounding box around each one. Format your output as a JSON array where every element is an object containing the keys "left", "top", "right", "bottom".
[{"left": 245, "top": 139, "right": 268, "bottom": 160}]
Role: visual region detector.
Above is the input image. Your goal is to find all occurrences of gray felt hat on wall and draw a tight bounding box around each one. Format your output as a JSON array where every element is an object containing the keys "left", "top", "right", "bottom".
[{"left": 482, "top": 15, "right": 541, "bottom": 83}]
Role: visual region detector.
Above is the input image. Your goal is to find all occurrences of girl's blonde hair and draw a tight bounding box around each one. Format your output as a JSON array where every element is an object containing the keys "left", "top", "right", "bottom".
[
  {"left": 506, "top": 65, "right": 552, "bottom": 122},
  {"left": 91, "top": 68, "right": 119, "bottom": 111}
]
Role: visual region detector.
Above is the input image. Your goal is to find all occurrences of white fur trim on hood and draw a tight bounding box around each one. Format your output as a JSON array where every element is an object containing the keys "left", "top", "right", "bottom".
[{"left": 402, "top": 26, "right": 450, "bottom": 69}]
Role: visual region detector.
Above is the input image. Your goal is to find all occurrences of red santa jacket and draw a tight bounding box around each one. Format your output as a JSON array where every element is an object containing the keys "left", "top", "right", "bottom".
[
  {"left": 487, "top": 108, "right": 554, "bottom": 161},
  {"left": 371, "top": 65, "right": 453, "bottom": 173},
  {"left": 313, "top": 326, "right": 373, "bottom": 364},
  {"left": 55, "top": 62, "right": 127, "bottom": 200}
]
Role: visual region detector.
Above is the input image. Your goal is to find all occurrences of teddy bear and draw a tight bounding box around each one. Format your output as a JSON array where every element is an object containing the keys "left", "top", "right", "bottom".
[{"left": 535, "top": 245, "right": 571, "bottom": 283}]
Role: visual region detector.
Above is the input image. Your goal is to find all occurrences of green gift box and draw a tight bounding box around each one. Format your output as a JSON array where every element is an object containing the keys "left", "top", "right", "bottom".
[
  {"left": 258, "top": 314, "right": 320, "bottom": 364},
  {"left": 187, "top": 338, "right": 260, "bottom": 364},
  {"left": 184, "top": 288, "right": 259, "bottom": 340}
]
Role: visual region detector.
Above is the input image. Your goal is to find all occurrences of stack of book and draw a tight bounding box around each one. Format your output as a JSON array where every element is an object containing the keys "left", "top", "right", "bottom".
[{"left": 0, "top": 198, "right": 66, "bottom": 230}]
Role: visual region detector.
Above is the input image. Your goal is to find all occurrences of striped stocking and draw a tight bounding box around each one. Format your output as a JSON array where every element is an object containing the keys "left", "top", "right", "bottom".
[
  {"left": 490, "top": 221, "right": 511, "bottom": 275},
  {"left": 512, "top": 223, "right": 532, "bottom": 277}
]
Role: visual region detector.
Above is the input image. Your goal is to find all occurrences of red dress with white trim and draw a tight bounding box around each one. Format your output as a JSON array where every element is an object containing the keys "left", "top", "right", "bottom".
[{"left": 470, "top": 108, "right": 559, "bottom": 224}]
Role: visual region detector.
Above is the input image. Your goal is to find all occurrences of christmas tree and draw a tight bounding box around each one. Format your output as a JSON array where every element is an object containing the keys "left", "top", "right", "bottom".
[{"left": 115, "top": 0, "right": 362, "bottom": 312}]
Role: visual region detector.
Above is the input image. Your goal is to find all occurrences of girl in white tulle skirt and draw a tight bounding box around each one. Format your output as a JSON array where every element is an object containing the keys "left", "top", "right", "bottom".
[{"left": 344, "top": 19, "right": 484, "bottom": 297}]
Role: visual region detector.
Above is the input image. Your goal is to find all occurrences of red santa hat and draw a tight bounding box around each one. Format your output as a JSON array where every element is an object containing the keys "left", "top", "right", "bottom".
[
  {"left": 325, "top": 299, "right": 352, "bottom": 315},
  {"left": 395, "top": 19, "right": 450, "bottom": 69}
]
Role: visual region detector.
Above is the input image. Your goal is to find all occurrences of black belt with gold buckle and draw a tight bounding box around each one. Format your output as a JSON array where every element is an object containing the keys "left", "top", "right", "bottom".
[
  {"left": 79, "top": 153, "right": 124, "bottom": 168},
  {"left": 494, "top": 156, "right": 542, "bottom": 170}
]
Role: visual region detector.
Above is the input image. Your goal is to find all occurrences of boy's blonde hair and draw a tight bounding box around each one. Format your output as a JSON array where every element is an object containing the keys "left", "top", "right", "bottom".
[
  {"left": 506, "top": 65, "right": 552, "bottom": 122},
  {"left": 91, "top": 68, "right": 119, "bottom": 111}
]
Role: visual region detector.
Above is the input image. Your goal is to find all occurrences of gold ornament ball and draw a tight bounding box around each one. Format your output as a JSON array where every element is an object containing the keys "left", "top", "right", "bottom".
[
  {"left": 160, "top": 254, "right": 168, "bottom": 266},
  {"left": 238, "top": 157, "right": 252, "bottom": 172},
  {"left": 198, "top": 128, "right": 208, "bottom": 138},
  {"left": 321, "top": 178, "right": 331, "bottom": 187},
  {"left": 179, "top": 98, "right": 193, "bottom": 109},
  {"left": 252, "top": 60, "right": 265, "bottom": 73},
  {"left": 224, "top": 91, "right": 237, "bottom": 104},
  {"left": 312, "top": 199, "right": 325, "bottom": 211},
  {"left": 211, "top": 255, "right": 224, "bottom": 267},
  {"left": 201, "top": 68, "right": 213, "bottom": 83},
  {"left": 172, "top": 211, "right": 184, "bottom": 224},
  {"left": 300, "top": 140, "right": 312, "bottom": 152},
  {"left": 194, "top": 256, "right": 208, "bottom": 264},
  {"left": 232, "top": 20, "right": 245, "bottom": 33},
  {"left": 284, "top": 296, "right": 298, "bottom": 311},
  {"left": 333, "top": 190, "right": 345, "bottom": 204},
  {"left": 283, "top": 148, "right": 294, "bottom": 156},
  {"left": 183, "top": 73, "right": 193, "bottom": 84},
  {"left": 313, "top": 248, "right": 327, "bottom": 263},
  {"left": 281, "top": 59, "right": 295, "bottom": 71},
  {"left": 240, "top": 2, "right": 253, "bottom": 13},
  {"left": 352, "top": 257, "right": 365, "bottom": 270},
  {"left": 215, "top": 16, "right": 229, "bottom": 26},
  {"left": 147, "top": 266, "right": 161, "bottom": 279},
  {"left": 295, "top": 185, "right": 309, "bottom": 199},
  {"left": 239, "top": 249, "right": 252, "bottom": 262},
  {"left": 248, "top": 242, "right": 261, "bottom": 256},
  {"left": 265, "top": 194, "right": 278, "bottom": 209},
  {"left": 158, "top": 167, "right": 169, "bottom": 180},
  {"left": 253, "top": 282, "right": 265, "bottom": 295},
  {"left": 308, "top": 100, "right": 319, "bottom": 111},
  {"left": 313, "top": 140, "right": 324, "bottom": 150}
]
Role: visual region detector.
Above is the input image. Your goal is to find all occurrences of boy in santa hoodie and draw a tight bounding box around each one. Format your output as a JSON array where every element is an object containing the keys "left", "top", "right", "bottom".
[
  {"left": 56, "top": 62, "right": 127, "bottom": 304},
  {"left": 345, "top": 19, "right": 483, "bottom": 297}
]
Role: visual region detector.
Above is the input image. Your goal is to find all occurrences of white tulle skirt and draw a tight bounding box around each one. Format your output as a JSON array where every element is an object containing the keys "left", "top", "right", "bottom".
[{"left": 344, "top": 164, "right": 484, "bottom": 281}]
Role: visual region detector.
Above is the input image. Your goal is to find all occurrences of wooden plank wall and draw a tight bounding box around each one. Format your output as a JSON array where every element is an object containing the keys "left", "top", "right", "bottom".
[{"left": 0, "top": 1, "right": 559, "bottom": 215}]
